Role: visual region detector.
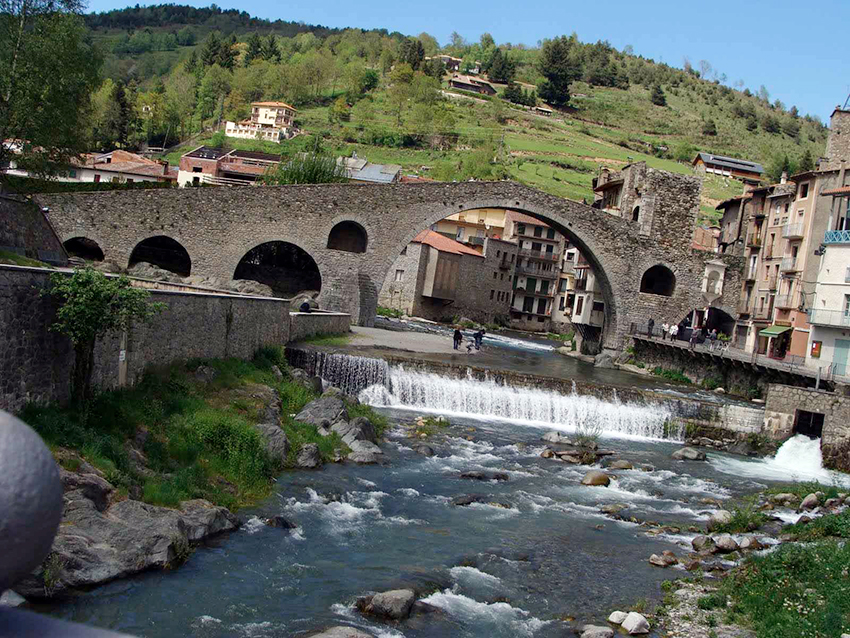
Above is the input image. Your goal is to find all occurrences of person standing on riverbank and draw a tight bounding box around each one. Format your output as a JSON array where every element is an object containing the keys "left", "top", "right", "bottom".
[
  {"left": 474, "top": 330, "right": 485, "bottom": 350},
  {"left": 453, "top": 329, "right": 463, "bottom": 350}
]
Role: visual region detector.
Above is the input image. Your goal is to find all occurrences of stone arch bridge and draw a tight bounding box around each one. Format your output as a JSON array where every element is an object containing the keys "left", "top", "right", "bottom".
[{"left": 39, "top": 179, "right": 742, "bottom": 349}]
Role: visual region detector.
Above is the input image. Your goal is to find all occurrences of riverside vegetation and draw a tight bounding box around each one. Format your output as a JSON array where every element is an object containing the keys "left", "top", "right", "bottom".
[{"left": 21, "top": 346, "right": 385, "bottom": 511}]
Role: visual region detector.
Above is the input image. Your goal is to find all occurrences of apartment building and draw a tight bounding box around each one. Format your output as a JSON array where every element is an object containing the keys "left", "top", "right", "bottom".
[
  {"left": 551, "top": 246, "right": 579, "bottom": 331},
  {"left": 571, "top": 252, "right": 606, "bottom": 346},
  {"left": 504, "top": 211, "right": 565, "bottom": 331},
  {"left": 225, "top": 102, "right": 297, "bottom": 143},
  {"left": 432, "top": 208, "right": 509, "bottom": 249},
  {"left": 177, "top": 146, "right": 281, "bottom": 186}
]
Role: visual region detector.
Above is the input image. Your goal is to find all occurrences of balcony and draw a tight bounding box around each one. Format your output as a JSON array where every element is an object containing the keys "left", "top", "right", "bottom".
[
  {"left": 515, "top": 286, "right": 555, "bottom": 298},
  {"left": 750, "top": 207, "right": 766, "bottom": 219},
  {"left": 825, "top": 229, "right": 850, "bottom": 244},
  {"left": 744, "top": 267, "right": 757, "bottom": 281},
  {"left": 746, "top": 233, "right": 762, "bottom": 248},
  {"left": 519, "top": 248, "right": 560, "bottom": 261},
  {"left": 498, "top": 260, "right": 511, "bottom": 270},
  {"left": 753, "top": 305, "right": 773, "bottom": 320},
  {"left": 808, "top": 308, "right": 850, "bottom": 328},
  {"left": 780, "top": 257, "right": 800, "bottom": 272},
  {"left": 758, "top": 274, "right": 778, "bottom": 290},
  {"left": 774, "top": 293, "right": 799, "bottom": 310},
  {"left": 575, "top": 278, "right": 588, "bottom": 291},
  {"left": 517, "top": 265, "right": 558, "bottom": 279},
  {"left": 782, "top": 223, "right": 805, "bottom": 239}
]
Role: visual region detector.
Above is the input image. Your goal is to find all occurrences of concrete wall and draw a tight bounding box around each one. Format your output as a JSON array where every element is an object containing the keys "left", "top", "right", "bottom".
[
  {"left": 763, "top": 382, "right": 850, "bottom": 470},
  {"left": 38, "top": 177, "right": 743, "bottom": 348},
  {"left": 289, "top": 311, "right": 351, "bottom": 342},
  {"left": 0, "top": 195, "right": 67, "bottom": 263},
  {"left": 0, "top": 265, "right": 350, "bottom": 413}
]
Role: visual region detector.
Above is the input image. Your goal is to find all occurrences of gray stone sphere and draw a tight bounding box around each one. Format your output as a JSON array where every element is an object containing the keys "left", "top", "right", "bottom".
[{"left": 0, "top": 410, "right": 63, "bottom": 592}]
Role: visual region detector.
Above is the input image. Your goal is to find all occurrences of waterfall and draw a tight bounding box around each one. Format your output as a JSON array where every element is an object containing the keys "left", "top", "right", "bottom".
[
  {"left": 358, "top": 367, "right": 679, "bottom": 441},
  {"left": 286, "top": 350, "right": 389, "bottom": 396}
]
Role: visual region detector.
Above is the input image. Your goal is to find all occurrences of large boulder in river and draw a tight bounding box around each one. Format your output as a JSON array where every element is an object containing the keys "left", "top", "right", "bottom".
[
  {"left": 707, "top": 510, "right": 733, "bottom": 532},
  {"left": 671, "top": 447, "right": 707, "bottom": 461},
  {"left": 460, "top": 471, "right": 509, "bottom": 482},
  {"left": 14, "top": 492, "right": 238, "bottom": 599},
  {"left": 333, "top": 416, "right": 377, "bottom": 446},
  {"left": 581, "top": 470, "right": 611, "bottom": 487},
  {"left": 713, "top": 534, "right": 740, "bottom": 553},
  {"left": 541, "top": 431, "right": 571, "bottom": 444},
  {"left": 608, "top": 460, "right": 633, "bottom": 470},
  {"left": 799, "top": 493, "right": 819, "bottom": 510},
  {"left": 296, "top": 395, "right": 349, "bottom": 428},
  {"left": 308, "top": 627, "right": 375, "bottom": 638},
  {"left": 349, "top": 440, "right": 383, "bottom": 455},
  {"left": 580, "top": 626, "right": 614, "bottom": 638},
  {"left": 358, "top": 588, "right": 415, "bottom": 620},
  {"left": 296, "top": 443, "right": 323, "bottom": 469},
  {"left": 621, "top": 611, "right": 650, "bottom": 634}
]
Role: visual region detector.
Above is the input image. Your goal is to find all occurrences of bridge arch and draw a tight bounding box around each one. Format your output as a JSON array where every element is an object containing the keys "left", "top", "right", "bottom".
[
  {"left": 128, "top": 235, "right": 192, "bottom": 277},
  {"left": 327, "top": 220, "right": 368, "bottom": 253},
  {"left": 640, "top": 264, "right": 676, "bottom": 297},
  {"left": 63, "top": 237, "right": 104, "bottom": 262},
  {"left": 381, "top": 195, "right": 624, "bottom": 347},
  {"left": 233, "top": 240, "right": 322, "bottom": 298}
]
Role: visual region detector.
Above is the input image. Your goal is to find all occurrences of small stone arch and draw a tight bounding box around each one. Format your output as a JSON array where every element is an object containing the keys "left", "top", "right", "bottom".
[
  {"left": 640, "top": 264, "right": 676, "bottom": 296},
  {"left": 327, "top": 221, "right": 368, "bottom": 253},
  {"left": 234, "top": 240, "right": 322, "bottom": 298},
  {"left": 63, "top": 237, "right": 104, "bottom": 262},
  {"left": 632, "top": 206, "right": 640, "bottom": 222},
  {"left": 128, "top": 236, "right": 192, "bottom": 277}
]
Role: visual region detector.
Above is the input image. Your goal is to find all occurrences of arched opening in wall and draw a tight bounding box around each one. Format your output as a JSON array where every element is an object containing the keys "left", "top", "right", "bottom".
[
  {"left": 128, "top": 236, "right": 192, "bottom": 277},
  {"left": 640, "top": 265, "right": 676, "bottom": 296},
  {"left": 63, "top": 237, "right": 104, "bottom": 262},
  {"left": 234, "top": 241, "right": 322, "bottom": 298},
  {"left": 632, "top": 206, "right": 640, "bottom": 222},
  {"left": 327, "top": 221, "right": 367, "bottom": 253}
]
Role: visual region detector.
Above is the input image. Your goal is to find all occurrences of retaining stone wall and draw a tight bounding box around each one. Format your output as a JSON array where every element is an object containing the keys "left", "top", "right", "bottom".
[
  {"left": 0, "top": 195, "right": 67, "bottom": 262},
  {"left": 764, "top": 383, "right": 850, "bottom": 459},
  {"left": 289, "top": 312, "right": 351, "bottom": 342}
]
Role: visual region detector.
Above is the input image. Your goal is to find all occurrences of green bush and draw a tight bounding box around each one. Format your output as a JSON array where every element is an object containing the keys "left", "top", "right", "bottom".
[
  {"left": 711, "top": 501, "right": 767, "bottom": 534},
  {"left": 377, "top": 305, "right": 403, "bottom": 318},
  {"left": 651, "top": 367, "right": 692, "bottom": 384},
  {"left": 348, "top": 402, "right": 390, "bottom": 437},
  {"left": 702, "top": 374, "right": 724, "bottom": 391},
  {"left": 697, "top": 591, "right": 727, "bottom": 610}
]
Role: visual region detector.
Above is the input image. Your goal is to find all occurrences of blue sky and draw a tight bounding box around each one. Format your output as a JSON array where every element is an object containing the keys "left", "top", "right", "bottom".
[{"left": 86, "top": 0, "right": 849, "bottom": 122}]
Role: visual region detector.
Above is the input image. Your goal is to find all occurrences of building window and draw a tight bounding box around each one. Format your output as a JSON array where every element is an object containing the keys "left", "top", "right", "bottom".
[
  {"left": 517, "top": 223, "right": 526, "bottom": 235},
  {"left": 93, "top": 174, "right": 100, "bottom": 183},
  {"left": 493, "top": 271, "right": 497, "bottom": 279},
  {"left": 559, "top": 297, "right": 565, "bottom": 311},
  {"left": 799, "top": 183, "right": 809, "bottom": 199},
  {"left": 500, "top": 273, "right": 504, "bottom": 280},
  {"left": 497, "top": 250, "right": 501, "bottom": 257},
  {"left": 575, "top": 297, "right": 584, "bottom": 315},
  {"left": 394, "top": 270, "right": 404, "bottom": 282},
  {"left": 558, "top": 279, "right": 567, "bottom": 292},
  {"left": 400, "top": 246, "right": 407, "bottom": 255},
  {"left": 490, "top": 290, "right": 495, "bottom": 300},
  {"left": 68, "top": 169, "right": 77, "bottom": 178},
  {"left": 546, "top": 228, "right": 555, "bottom": 239},
  {"left": 534, "top": 226, "right": 543, "bottom": 238},
  {"left": 592, "top": 301, "right": 605, "bottom": 312}
]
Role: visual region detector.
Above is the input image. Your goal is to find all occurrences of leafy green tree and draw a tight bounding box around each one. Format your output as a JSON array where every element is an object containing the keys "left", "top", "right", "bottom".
[
  {"left": 782, "top": 118, "right": 800, "bottom": 138},
  {"left": 423, "top": 57, "right": 445, "bottom": 80},
  {"left": 536, "top": 35, "right": 582, "bottom": 107},
  {"left": 398, "top": 37, "right": 424, "bottom": 70},
  {"left": 244, "top": 32, "right": 263, "bottom": 66},
  {"left": 761, "top": 114, "right": 781, "bottom": 134},
  {"left": 328, "top": 96, "right": 350, "bottom": 123},
  {"left": 262, "top": 151, "right": 348, "bottom": 184},
  {"left": 45, "top": 268, "right": 165, "bottom": 404},
  {"left": 765, "top": 153, "right": 796, "bottom": 183},
  {"left": 0, "top": 0, "right": 101, "bottom": 175},
  {"left": 176, "top": 26, "right": 196, "bottom": 46},
  {"left": 502, "top": 82, "right": 523, "bottom": 104},
  {"left": 702, "top": 119, "right": 717, "bottom": 136},
  {"left": 417, "top": 31, "right": 438, "bottom": 56},
  {"left": 650, "top": 84, "right": 666, "bottom": 106}
]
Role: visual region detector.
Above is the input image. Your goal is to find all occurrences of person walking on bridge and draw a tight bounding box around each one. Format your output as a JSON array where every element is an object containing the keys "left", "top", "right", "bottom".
[
  {"left": 661, "top": 321, "right": 669, "bottom": 341},
  {"left": 647, "top": 317, "right": 655, "bottom": 338},
  {"left": 453, "top": 328, "right": 463, "bottom": 350},
  {"left": 669, "top": 324, "right": 679, "bottom": 341}
]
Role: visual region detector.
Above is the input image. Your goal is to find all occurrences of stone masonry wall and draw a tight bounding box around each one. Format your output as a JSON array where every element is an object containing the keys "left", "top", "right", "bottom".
[
  {"left": 0, "top": 195, "right": 67, "bottom": 262},
  {"left": 289, "top": 312, "right": 351, "bottom": 342},
  {"left": 0, "top": 266, "right": 294, "bottom": 413},
  {"left": 39, "top": 177, "right": 742, "bottom": 348}
]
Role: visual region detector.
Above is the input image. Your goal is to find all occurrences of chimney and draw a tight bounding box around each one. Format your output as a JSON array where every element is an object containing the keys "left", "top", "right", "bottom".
[{"left": 780, "top": 171, "right": 788, "bottom": 184}]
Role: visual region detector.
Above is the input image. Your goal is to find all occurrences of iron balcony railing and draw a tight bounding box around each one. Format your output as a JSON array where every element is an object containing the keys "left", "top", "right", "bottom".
[
  {"left": 774, "top": 293, "right": 799, "bottom": 310},
  {"left": 575, "top": 278, "right": 588, "bottom": 291},
  {"left": 808, "top": 308, "right": 850, "bottom": 328},
  {"left": 744, "top": 266, "right": 757, "bottom": 281},
  {"left": 825, "top": 229, "right": 850, "bottom": 244},
  {"left": 780, "top": 257, "right": 800, "bottom": 272},
  {"left": 782, "top": 222, "right": 805, "bottom": 239},
  {"left": 517, "top": 265, "right": 558, "bottom": 279},
  {"left": 519, "top": 248, "right": 560, "bottom": 261}
]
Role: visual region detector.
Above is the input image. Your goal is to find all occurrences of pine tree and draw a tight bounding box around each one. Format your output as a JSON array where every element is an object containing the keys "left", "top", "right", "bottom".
[
  {"left": 650, "top": 84, "right": 666, "bottom": 106},
  {"left": 486, "top": 48, "right": 516, "bottom": 83},
  {"left": 244, "top": 32, "right": 263, "bottom": 66},
  {"left": 799, "top": 148, "right": 815, "bottom": 172},
  {"left": 536, "top": 35, "right": 582, "bottom": 107},
  {"left": 702, "top": 119, "right": 717, "bottom": 136},
  {"left": 200, "top": 31, "right": 222, "bottom": 67},
  {"left": 185, "top": 50, "right": 198, "bottom": 74},
  {"left": 263, "top": 34, "right": 280, "bottom": 63}
]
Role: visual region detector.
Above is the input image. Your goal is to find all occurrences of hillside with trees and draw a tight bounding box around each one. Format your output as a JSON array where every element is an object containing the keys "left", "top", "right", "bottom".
[{"left": 10, "top": 4, "right": 830, "bottom": 222}]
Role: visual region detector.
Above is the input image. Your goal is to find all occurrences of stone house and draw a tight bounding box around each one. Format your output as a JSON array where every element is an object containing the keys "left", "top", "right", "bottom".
[
  {"left": 448, "top": 74, "right": 497, "bottom": 96},
  {"left": 692, "top": 152, "right": 764, "bottom": 184},
  {"left": 378, "top": 230, "right": 516, "bottom": 324},
  {"left": 177, "top": 146, "right": 281, "bottom": 187},
  {"left": 224, "top": 101, "right": 297, "bottom": 143}
]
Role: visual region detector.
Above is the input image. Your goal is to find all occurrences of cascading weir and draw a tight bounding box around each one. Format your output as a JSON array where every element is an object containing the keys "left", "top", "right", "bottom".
[{"left": 287, "top": 350, "right": 684, "bottom": 441}]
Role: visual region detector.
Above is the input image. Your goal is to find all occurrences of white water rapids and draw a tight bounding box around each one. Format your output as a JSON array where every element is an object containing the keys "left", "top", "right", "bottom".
[{"left": 359, "top": 367, "right": 679, "bottom": 441}]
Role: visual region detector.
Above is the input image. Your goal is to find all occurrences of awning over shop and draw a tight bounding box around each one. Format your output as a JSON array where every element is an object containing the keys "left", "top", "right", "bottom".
[{"left": 759, "top": 325, "right": 791, "bottom": 337}]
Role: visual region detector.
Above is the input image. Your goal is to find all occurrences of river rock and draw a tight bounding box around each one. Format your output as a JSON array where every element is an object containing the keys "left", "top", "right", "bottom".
[
  {"left": 359, "top": 588, "right": 415, "bottom": 620},
  {"left": 349, "top": 440, "right": 383, "bottom": 455},
  {"left": 296, "top": 396, "right": 349, "bottom": 428},
  {"left": 713, "top": 534, "right": 740, "bottom": 553},
  {"left": 621, "top": 611, "right": 650, "bottom": 634},
  {"left": 671, "top": 447, "right": 706, "bottom": 461},
  {"left": 193, "top": 364, "right": 218, "bottom": 384},
  {"left": 581, "top": 470, "right": 611, "bottom": 487},
  {"left": 649, "top": 552, "right": 677, "bottom": 567},
  {"left": 0, "top": 591, "right": 26, "bottom": 607},
  {"left": 460, "top": 471, "right": 509, "bottom": 482},
  {"left": 769, "top": 492, "right": 799, "bottom": 506},
  {"left": 541, "top": 448, "right": 555, "bottom": 459},
  {"left": 608, "top": 460, "right": 633, "bottom": 470},
  {"left": 556, "top": 451, "right": 582, "bottom": 464},
  {"left": 594, "top": 352, "right": 616, "bottom": 369},
  {"left": 296, "top": 443, "right": 323, "bottom": 469},
  {"left": 607, "top": 610, "right": 628, "bottom": 624},
  {"left": 308, "top": 627, "right": 375, "bottom": 637},
  {"left": 824, "top": 497, "right": 841, "bottom": 508},
  {"left": 600, "top": 503, "right": 628, "bottom": 515},
  {"left": 451, "top": 494, "right": 512, "bottom": 508},
  {"left": 411, "top": 443, "right": 434, "bottom": 457},
  {"left": 800, "top": 493, "right": 819, "bottom": 510},
  {"left": 291, "top": 369, "right": 325, "bottom": 395},
  {"left": 581, "top": 626, "right": 614, "bottom": 638},
  {"left": 59, "top": 469, "right": 114, "bottom": 512},
  {"left": 692, "top": 535, "right": 715, "bottom": 552},
  {"left": 348, "top": 451, "right": 382, "bottom": 464},
  {"left": 14, "top": 494, "right": 238, "bottom": 599},
  {"left": 333, "top": 417, "right": 378, "bottom": 446},
  {"left": 541, "top": 431, "right": 571, "bottom": 444},
  {"left": 707, "top": 510, "right": 733, "bottom": 531},
  {"left": 255, "top": 423, "right": 289, "bottom": 463},
  {"left": 265, "top": 515, "right": 297, "bottom": 529},
  {"left": 738, "top": 537, "right": 762, "bottom": 551}
]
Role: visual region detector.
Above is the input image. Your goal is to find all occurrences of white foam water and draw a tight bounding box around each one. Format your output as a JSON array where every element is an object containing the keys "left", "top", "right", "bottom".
[
  {"left": 359, "top": 369, "right": 678, "bottom": 441},
  {"left": 421, "top": 589, "right": 549, "bottom": 637},
  {"left": 710, "top": 434, "right": 850, "bottom": 486}
]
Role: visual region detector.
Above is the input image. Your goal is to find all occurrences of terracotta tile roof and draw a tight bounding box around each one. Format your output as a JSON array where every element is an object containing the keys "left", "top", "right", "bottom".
[
  {"left": 822, "top": 186, "right": 850, "bottom": 196},
  {"left": 412, "top": 230, "right": 483, "bottom": 257},
  {"left": 252, "top": 101, "right": 296, "bottom": 111},
  {"left": 505, "top": 210, "right": 553, "bottom": 229}
]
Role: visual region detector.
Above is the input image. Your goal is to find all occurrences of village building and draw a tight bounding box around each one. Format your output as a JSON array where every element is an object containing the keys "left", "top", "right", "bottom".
[
  {"left": 337, "top": 156, "right": 401, "bottom": 184},
  {"left": 550, "top": 247, "right": 578, "bottom": 332},
  {"left": 715, "top": 192, "right": 751, "bottom": 256},
  {"left": 431, "top": 208, "right": 509, "bottom": 248},
  {"left": 378, "top": 229, "right": 516, "bottom": 324},
  {"left": 224, "top": 101, "right": 297, "bottom": 143},
  {"left": 448, "top": 74, "right": 497, "bottom": 96},
  {"left": 2, "top": 148, "right": 176, "bottom": 184},
  {"left": 692, "top": 152, "right": 764, "bottom": 184},
  {"left": 177, "top": 146, "right": 281, "bottom": 187},
  {"left": 425, "top": 55, "right": 462, "bottom": 72}
]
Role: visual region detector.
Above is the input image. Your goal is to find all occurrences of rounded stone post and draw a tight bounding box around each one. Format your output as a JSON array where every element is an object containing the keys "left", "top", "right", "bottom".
[{"left": 0, "top": 410, "right": 63, "bottom": 593}]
